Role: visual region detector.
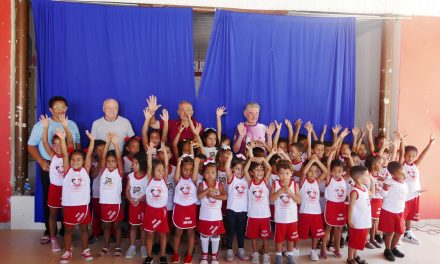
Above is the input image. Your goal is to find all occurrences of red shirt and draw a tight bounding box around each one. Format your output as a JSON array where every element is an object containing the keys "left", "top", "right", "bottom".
[{"left": 160, "top": 118, "right": 202, "bottom": 144}]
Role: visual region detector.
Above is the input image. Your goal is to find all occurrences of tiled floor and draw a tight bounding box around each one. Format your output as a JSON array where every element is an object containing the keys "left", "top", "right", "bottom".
[{"left": 1, "top": 225, "right": 440, "bottom": 264}]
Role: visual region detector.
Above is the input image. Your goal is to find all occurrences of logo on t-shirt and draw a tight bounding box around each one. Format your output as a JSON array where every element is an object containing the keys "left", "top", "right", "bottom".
[
  {"left": 179, "top": 184, "right": 193, "bottom": 199},
  {"left": 55, "top": 165, "right": 64, "bottom": 179},
  {"left": 306, "top": 188, "right": 318, "bottom": 201},
  {"left": 234, "top": 184, "right": 246, "bottom": 198},
  {"left": 280, "top": 193, "right": 291, "bottom": 207},
  {"left": 334, "top": 187, "right": 345, "bottom": 199},
  {"left": 252, "top": 187, "right": 264, "bottom": 201},
  {"left": 150, "top": 186, "right": 164, "bottom": 201}
]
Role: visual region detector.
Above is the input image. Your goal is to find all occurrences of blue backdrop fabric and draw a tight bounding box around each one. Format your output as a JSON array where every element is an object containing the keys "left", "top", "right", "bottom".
[
  {"left": 32, "top": 0, "right": 194, "bottom": 222},
  {"left": 196, "top": 10, "right": 356, "bottom": 139}
]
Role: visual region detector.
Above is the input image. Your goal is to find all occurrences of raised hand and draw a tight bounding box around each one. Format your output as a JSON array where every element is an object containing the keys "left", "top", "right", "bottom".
[
  {"left": 146, "top": 95, "right": 162, "bottom": 114},
  {"left": 332, "top": 124, "right": 342, "bottom": 134},
  {"left": 160, "top": 109, "right": 169, "bottom": 121},
  {"left": 340, "top": 128, "right": 350, "bottom": 138},
  {"left": 352, "top": 127, "right": 359, "bottom": 137},
  {"left": 106, "top": 132, "right": 113, "bottom": 143},
  {"left": 216, "top": 106, "right": 227, "bottom": 117},
  {"left": 85, "top": 130, "right": 94, "bottom": 141},
  {"left": 360, "top": 128, "right": 366, "bottom": 138},
  {"left": 322, "top": 124, "right": 327, "bottom": 134},
  {"left": 304, "top": 121, "right": 313, "bottom": 132},
  {"left": 429, "top": 134, "right": 436, "bottom": 144},
  {"left": 266, "top": 122, "right": 276, "bottom": 136},
  {"left": 366, "top": 121, "right": 374, "bottom": 132},
  {"left": 143, "top": 107, "right": 153, "bottom": 120},
  {"left": 274, "top": 120, "right": 282, "bottom": 131},
  {"left": 193, "top": 122, "right": 202, "bottom": 135},
  {"left": 39, "top": 114, "right": 50, "bottom": 128},
  {"left": 191, "top": 140, "right": 200, "bottom": 149},
  {"left": 59, "top": 114, "right": 69, "bottom": 127},
  {"left": 110, "top": 133, "right": 119, "bottom": 145},
  {"left": 237, "top": 122, "right": 246, "bottom": 136},
  {"left": 54, "top": 128, "right": 66, "bottom": 139},
  {"left": 284, "top": 119, "right": 292, "bottom": 130},
  {"left": 295, "top": 119, "right": 302, "bottom": 130},
  {"left": 178, "top": 124, "right": 185, "bottom": 133}
]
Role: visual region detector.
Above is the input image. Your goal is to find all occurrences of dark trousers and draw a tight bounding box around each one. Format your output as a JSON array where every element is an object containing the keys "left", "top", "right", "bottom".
[
  {"left": 39, "top": 166, "right": 50, "bottom": 235},
  {"left": 226, "top": 209, "right": 247, "bottom": 249}
]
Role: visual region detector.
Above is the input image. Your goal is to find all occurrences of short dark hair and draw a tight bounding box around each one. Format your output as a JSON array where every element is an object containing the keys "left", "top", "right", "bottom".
[
  {"left": 276, "top": 159, "right": 292, "bottom": 171},
  {"left": 405, "top": 145, "right": 418, "bottom": 154},
  {"left": 268, "top": 154, "right": 281, "bottom": 166},
  {"left": 312, "top": 141, "right": 324, "bottom": 148},
  {"left": 350, "top": 165, "right": 368, "bottom": 180},
  {"left": 290, "top": 142, "right": 305, "bottom": 153},
  {"left": 278, "top": 137, "right": 289, "bottom": 146},
  {"left": 330, "top": 159, "right": 345, "bottom": 171},
  {"left": 365, "top": 154, "right": 382, "bottom": 171},
  {"left": 106, "top": 150, "right": 117, "bottom": 159},
  {"left": 387, "top": 161, "right": 402, "bottom": 176},
  {"left": 134, "top": 152, "right": 148, "bottom": 173},
  {"left": 252, "top": 147, "right": 266, "bottom": 157},
  {"left": 49, "top": 96, "right": 68, "bottom": 108},
  {"left": 94, "top": 139, "right": 106, "bottom": 149}
]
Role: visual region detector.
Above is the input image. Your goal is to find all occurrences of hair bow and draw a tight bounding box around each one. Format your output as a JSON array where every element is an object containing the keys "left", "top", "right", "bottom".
[
  {"left": 204, "top": 127, "right": 217, "bottom": 132},
  {"left": 124, "top": 136, "right": 140, "bottom": 142},
  {"left": 181, "top": 153, "right": 194, "bottom": 159},
  {"left": 221, "top": 145, "right": 231, "bottom": 151},
  {"left": 236, "top": 153, "right": 247, "bottom": 160},
  {"left": 203, "top": 158, "right": 216, "bottom": 166}
]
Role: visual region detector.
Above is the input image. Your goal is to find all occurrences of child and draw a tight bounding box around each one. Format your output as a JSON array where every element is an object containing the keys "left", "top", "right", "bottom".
[
  {"left": 244, "top": 151, "right": 273, "bottom": 264},
  {"left": 59, "top": 130, "right": 94, "bottom": 263},
  {"left": 402, "top": 135, "right": 435, "bottom": 244},
  {"left": 289, "top": 143, "right": 305, "bottom": 183},
  {"left": 171, "top": 155, "right": 198, "bottom": 264},
  {"left": 142, "top": 107, "right": 168, "bottom": 157},
  {"left": 347, "top": 166, "right": 372, "bottom": 264},
  {"left": 224, "top": 152, "right": 249, "bottom": 262},
  {"left": 90, "top": 139, "right": 106, "bottom": 243},
  {"left": 378, "top": 161, "right": 409, "bottom": 261},
  {"left": 270, "top": 160, "right": 301, "bottom": 264},
  {"left": 97, "top": 133, "right": 124, "bottom": 257},
  {"left": 143, "top": 143, "right": 170, "bottom": 264},
  {"left": 197, "top": 158, "right": 227, "bottom": 264},
  {"left": 298, "top": 155, "right": 328, "bottom": 261},
  {"left": 321, "top": 159, "right": 347, "bottom": 259},
  {"left": 125, "top": 152, "right": 148, "bottom": 258},
  {"left": 41, "top": 115, "right": 74, "bottom": 252}
]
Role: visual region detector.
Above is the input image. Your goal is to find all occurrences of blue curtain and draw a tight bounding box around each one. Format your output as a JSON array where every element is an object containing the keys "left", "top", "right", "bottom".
[
  {"left": 32, "top": 0, "right": 194, "bottom": 222},
  {"left": 196, "top": 10, "right": 356, "bottom": 139}
]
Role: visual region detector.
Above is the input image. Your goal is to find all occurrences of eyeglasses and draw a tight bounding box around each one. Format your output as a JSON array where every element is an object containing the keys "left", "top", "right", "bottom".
[{"left": 52, "top": 106, "right": 67, "bottom": 111}]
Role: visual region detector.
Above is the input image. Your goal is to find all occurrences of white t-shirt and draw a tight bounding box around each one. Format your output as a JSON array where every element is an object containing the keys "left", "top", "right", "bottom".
[
  {"left": 128, "top": 172, "right": 148, "bottom": 202},
  {"left": 350, "top": 186, "right": 372, "bottom": 229},
  {"left": 324, "top": 177, "right": 347, "bottom": 203},
  {"left": 226, "top": 174, "right": 248, "bottom": 212},
  {"left": 166, "top": 166, "right": 176, "bottom": 210},
  {"left": 273, "top": 180, "right": 298, "bottom": 223},
  {"left": 199, "top": 181, "right": 222, "bottom": 221},
  {"left": 248, "top": 179, "right": 271, "bottom": 218},
  {"left": 99, "top": 168, "right": 123, "bottom": 204},
  {"left": 299, "top": 179, "right": 321, "bottom": 214},
  {"left": 381, "top": 178, "right": 409, "bottom": 213},
  {"left": 174, "top": 176, "right": 198, "bottom": 206},
  {"left": 123, "top": 156, "right": 134, "bottom": 175},
  {"left": 91, "top": 116, "right": 134, "bottom": 150},
  {"left": 62, "top": 167, "right": 90, "bottom": 206},
  {"left": 403, "top": 163, "right": 421, "bottom": 201},
  {"left": 49, "top": 155, "right": 65, "bottom": 186},
  {"left": 217, "top": 169, "right": 228, "bottom": 195},
  {"left": 146, "top": 178, "right": 168, "bottom": 208}
]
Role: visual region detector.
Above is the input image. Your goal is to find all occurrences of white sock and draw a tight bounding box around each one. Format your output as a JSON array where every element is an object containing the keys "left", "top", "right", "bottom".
[
  {"left": 276, "top": 252, "right": 282, "bottom": 256},
  {"left": 210, "top": 236, "right": 220, "bottom": 254},
  {"left": 201, "top": 235, "right": 209, "bottom": 254}
]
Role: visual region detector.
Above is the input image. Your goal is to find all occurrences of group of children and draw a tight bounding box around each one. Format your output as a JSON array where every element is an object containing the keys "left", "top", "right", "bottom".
[{"left": 41, "top": 100, "right": 435, "bottom": 264}]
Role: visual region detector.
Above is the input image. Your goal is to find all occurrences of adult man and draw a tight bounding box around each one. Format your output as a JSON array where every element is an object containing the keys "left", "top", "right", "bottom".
[
  {"left": 91, "top": 98, "right": 135, "bottom": 150},
  {"left": 28, "top": 96, "right": 81, "bottom": 244}
]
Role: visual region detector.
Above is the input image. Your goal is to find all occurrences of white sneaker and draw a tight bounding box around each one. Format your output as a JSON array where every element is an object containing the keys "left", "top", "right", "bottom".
[
  {"left": 291, "top": 248, "right": 300, "bottom": 257},
  {"left": 310, "top": 249, "right": 319, "bottom": 261},
  {"left": 51, "top": 239, "right": 61, "bottom": 252},
  {"left": 252, "top": 251, "right": 260, "bottom": 264},
  {"left": 262, "top": 253, "right": 270, "bottom": 264},
  {"left": 403, "top": 230, "right": 421, "bottom": 245},
  {"left": 141, "top": 246, "right": 148, "bottom": 258},
  {"left": 125, "top": 245, "right": 136, "bottom": 258}
]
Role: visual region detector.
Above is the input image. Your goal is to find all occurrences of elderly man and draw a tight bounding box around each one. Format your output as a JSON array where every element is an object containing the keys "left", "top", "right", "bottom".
[
  {"left": 28, "top": 96, "right": 81, "bottom": 244},
  {"left": 147, "top": 95, "right": 202, "bottom": 144},
  {"left": 91, "top": 98, "right": 135, "bottom": 150}
]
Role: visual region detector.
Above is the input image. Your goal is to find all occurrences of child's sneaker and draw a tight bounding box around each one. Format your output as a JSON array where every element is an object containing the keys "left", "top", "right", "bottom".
[
  {"left": 262, "top": 253, "right": 270, "bottom": 264},
  {"left": 141, "top": 246, "right": 148, "bottom": 258},
  {"left": 375, "top": 234, "right": 384, "bottom": 244},
  {"left": 125, "top": 245, "right": 136, "bottom": 259},
  {"left": 81, "top": 248, "right": 93, "bottom": 261},
  {"left": 251, "top": 251, "right": 259, "bottom": 264},
  {"left": 236, "top": 248, "right": 249, "bottom": 261},
  {"left": 171, "top": 253, "right": 180, "bottom": 263},
  {"left": 275, "top": 255, "right": 283, "bottom": 264},
  {"left": 211, "top": 254, "right": 219, "bottom": 264},
  {"left": 384, "top": 249, "right": 395, "bottom": 261},
  {"left": 51, "top": 238, "right": 61, "bottom": 252},
  {"left": 310, "top": 249, "right": 319, "bottom": 261},
  {"left": 200, "top": 253, "right": 209, "bottom": 264},
  {"left": 287, "top": 255, "right": 296, "bottom": 264},
  {"left": 320, "top": 248, "right": 328, "bottom": 259},
  {"left": 160, "top": 255, "right": 168, "bottom": 264},
  {"left": 59, "top": 250, "right": 72, "bottom": 264},
  {"left": 291, "top": 248, "right": 300, "bottom": 257},
  {"left": 183, "top": 254, "right": 193, "bottom": 264},
  {"left": 403, "top": 230, "right": 420, "bottom": 245},
  {"left": 143, "top": 256, "right": 154, "bottom": 264},
  {"left": 391, "top": 247, "right": 405, "bottom": 258},
  {"left": 226, "top": 249, "right": 234, "bottom": 262}
]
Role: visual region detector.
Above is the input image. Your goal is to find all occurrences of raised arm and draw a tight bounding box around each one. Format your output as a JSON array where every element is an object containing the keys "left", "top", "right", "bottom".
[
  {"left": 320, "top": 125, "right": 327, "bottom": 142},
  {"left": 216, "top": 106, "right": 227, "bottom": 144},
  {"left": 59, "top": 114, "right": 74, "bottom": 150},
  {"left": 311, "top": 127, "right": 319, "bottom": 141},
  {"left": 351, "top": 127, "right": 359, "bottom": 152},
  {"left": 305, "top": 121, "right": 313, "bottom": 159},
  {"left": 233, "top": 123, "right": 247, "bottom": 153},
  {"left": 85, "top": 130, "right": 95, "bottom": 173},
  {"left": 174, "top": 157, "right": 182, "bottom": 182},
  {"left": 147, "top": 142, "right": 154, "bottom": 179},
  {"left": 243, "top": 158, "right": 252, "bottom": 183},
  {"left": 315, "top": 158, "right": 329, "bottom": 183},
  {"left": 355, "top": 129, "right": 365, "bottom": 153},
  {"left": 265, "top": 122, "right": 275, "bottom": 152},
  {"left": 57, "top": 130, "right": 69, "bottom": 171},
  {"left": 301, "top": 158, "right": 315, "bottom": 182},
  {"left": 415, "top": 135, "right": 436, "bottom": 166},
  {"left": 111, "top": 133, "right": 124, "bottom": 175},
  {"left": 146, "top": 95, "right": 162, "bottom": 130},
  {"left": 161, "top": 143, "right": 169, "bottom": 177},
  {"left": 366, "top": 121, "right": 376, "bottom": 153},
  {"left": 172, "top": 125, "right": 184, "bottom": 158},
  {"left": 272, "top": 121, "right": 282, "bottom": 150},
  {"left": 40, "top": 115, "right": 55, "bottom": 158},
  {"left": 378, "top": 137, "right": 391, "bottom": 157},
  {"left": 100, "top": 133, "right": 111, "bottom": 171},
  {"left": 141, "top": 107, "right": 153, "bottom": 150},
  {"left": 293, "top": 119, "right": 302, "bottom": 143},
  {"left": 225, "top": 152, "right": 234, "bottom": 182},
  {"left": 261, "top": 157, "right": 272, "bottom": 183},
  {"left": 192, "top": 157, "right": 200, "bottom": 183},
  {"left": 332, "top": 124, "right": 342, "bottom": 144},
  {"left": 285, "top": 119, "right": 294, "bottom": 145},
  {"left": 160, "top": 109, "right": 169, "bottom": 143}
]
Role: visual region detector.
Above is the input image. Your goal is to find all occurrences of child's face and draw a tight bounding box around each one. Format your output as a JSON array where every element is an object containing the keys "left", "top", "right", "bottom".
[
  {"left": 373, "top": 158, "right": 383, "bottom": 171},
  {"left": 251, "top": 164, "right": 265, "bottom": 180},
  {"left": 205, "top": 133, "right": 217, "bottom": 148},
  {"left": 182, "top": 141, "right": 192, "bottom": 155},
  {"left": 154, "top": 164, "right": 165, "bottom": 179},
  {"left": 306, "top": 164, "right": 319, "bottom": 181},
  {"left": 198, "top": 160, "right": 206, "bottom": 174},
  {"left": 52, "top": 138, "right": 62, "bottom": 155},
  {"left": 313, "top": 144, "right": 324, "bottom": 159},
  {"left": 70, "top": 153, "right": 84, "bottom": 170},
  {"left": 149, "top": 132, "right": 161, "bottom": 147},
  {"left": 158, "top": 147, "right": 172, "bottom": 161},
  {"left": 376, "top": 137, "right": 385, "bottom": 149},
  {"left": 404, "top": 150, "right": 418, "bottom": 164},
  {"left": 289, "top": 146, "right": 301, "bottom": 161},
  {"left": 126, "top": 140, "right": 140, "bottom": 155},
  {"left": 278, "top": 142, "right": 288, "bottom": 154},
  {"left": 393, "top": 167, "right": 405, "bottom": 181},
  {"left": 218, "top": 151, "right": 229, "bottom": 166},
  {"left": 278, "top": 168, "right": 292, "bottom": 183},
  {"left": 324, "top": 146, "right": 332, "bottom": 157},
  {"left": 340, "top": 144, "right": 350, "bottom": 155},
  {"left": 181, "top": 162, "right": 194, "bottom": 178},
  {"left": 94, "top": 145, "right": 105, "bottom": 159},
  {"left": 203, "top": 166, "right": 217, "bottom": 182},
  {"left": 331, "top": 166, "right": 344, "bottom": 179},
  {"left": 244, "top": 106, "right": 259, "bottom": 124},
  {"left": 299, "top": 139, "right": 307, "bottom": 148},
  {"left": 232, "top": 163, "right": 244, "bottom": 177},
  {"left": 358, "top": 143, "right": 367, "bottom": 157},
  {"left": 382, "top": 153, "right": 390, "bottom": 167},
  {"left": 359, "top": 172, "right": 370, "bottom": 185},
  {"left": 132, "top": 158, "right": 140, "bottom": 173},
  {"left": 352, "top": 156, "right": 360, "bottom": 165},
  {"left": 106, "top": 156, "right": 118, "bottom": 171}
]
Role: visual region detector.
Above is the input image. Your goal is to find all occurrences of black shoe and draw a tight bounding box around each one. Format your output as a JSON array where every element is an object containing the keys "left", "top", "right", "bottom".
[
  {"left": 160, "top": 255, "right": 168, "bottom": 264},
  {"left": 384, "top": 249, "right": 395, "bottom": 261},
  {"left": 153, "top": 243, "right": 160, "bottom": 255},
  {"left": 391, "top": 248, "right": 405, "bottom": 258},
  {"left": 375, "top": 234, "right": 384, "bottom": 244},
  {"left": 165, "top": 243, "right": 174, "bottom": 255},
  {"left": 340, "top": 236, "right": 345, "bottom": 248},
  {"left": 143, "top": 256, "right": 154, "bottom": 264}
]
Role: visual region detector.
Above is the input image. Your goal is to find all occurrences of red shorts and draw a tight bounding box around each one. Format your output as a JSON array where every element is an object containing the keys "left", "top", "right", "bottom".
[
  {"left": 101, "top": 203, "right": 124, "bottom": 223},
  {"left": 129, "top": 202, "right": 145, "bottom": 225},
  {"left": 197, "top": 219, "right": 225, "bottom": 236},
  {"left": 348, "top": 228, "right": 369, "bottom": 250},
  {"left": 142, "top": 205, "right": 169, "bottom": 233},
  {"left": 404, "top": 196, "right": 420, "bottom": 221},
  {"left": 173, "top": 204, "right": 197, "bottom": 229},
  {"left": 324, "top": 201, "right": 346, "bottom": 227},
  {"left": 370, "top": 198, "right": 383, "bottom": 219},
  {"left": 63, "top": 205, "right": 92, "bottom": 227},
  {"left": 47, "top": 184, "right": 62, "bottom": 208},
  {"left": 245, "top": 217, "right": 272, "bottom": 239},
  {"left": 378, "top": 209, "right": 404, "bottom": 234},
  {"left": 274, "top": 222, "right": 298, "bottom": 243},
  {"left": 298, "top": 213, "right": 324, "bottom": 239}
]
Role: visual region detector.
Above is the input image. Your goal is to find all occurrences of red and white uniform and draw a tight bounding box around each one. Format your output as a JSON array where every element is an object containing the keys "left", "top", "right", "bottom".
[
  {"left": 217, "top": 169, "right": 228, "bottom": 195},
  {"left": 173, "top": 176, "right": 197, "bottom": 229},
  {"left": 226, "top": 174, "right": 248, "bottom": 213},
  {"left": 324, "top": 177, "right": 347, "bottom": 226},
  {"left": 403, "top": 162, "right": 420, "bottom": 201},
  {"left": 378, "top": 167, "right": 391, "bottom": 180},
  {"left": 379, "top": 178, "right": 409, "bottom": 234},
  {"left": 62, "top": 167, "right": 91, "bottom": 226},
  {"left": 246, "top": 179, "right": 272, "bottom": 239},
  {"left": 47, "top": 155, "right": 64, "bottom": 208},
  {"left": 164, "top": 166, "right": 176, "bottom": 211},
  {"left": 298, "top": 179, "right": 324, "bottom": 239},
  {"left": 99, "top": 168, "right": 123, "bottom": 222},
  {"left": 197, "top": 181, "right": 225, "bottom": 236},
  {"left": 370, "top": 174, "right": 384, "bottom": 219},
  {"left": 349, "top": 185, "right": 372, "bottom": 250},
  {"left": 202, "top": 146, "right": 218, "bottom": 160},
  {"left": 143, "top": 177, "right": 169, "bottom": 233},
  {"left": 292, "top": 161, "right": 303, "bottom": 184},
  {"left": 123, "top": 156, "right": 134, "bottom": 174},
  {"left": 273, "top": 180, "right": 299, "bottom": 243},
  {"left": 128, "top": 172, "right": 147, "bottom": 225}
]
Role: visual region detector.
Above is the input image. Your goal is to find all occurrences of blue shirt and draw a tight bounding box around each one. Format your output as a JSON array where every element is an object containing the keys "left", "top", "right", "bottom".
[{"left": 28, "top": 118, "right": 81, "bottom": 160}]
